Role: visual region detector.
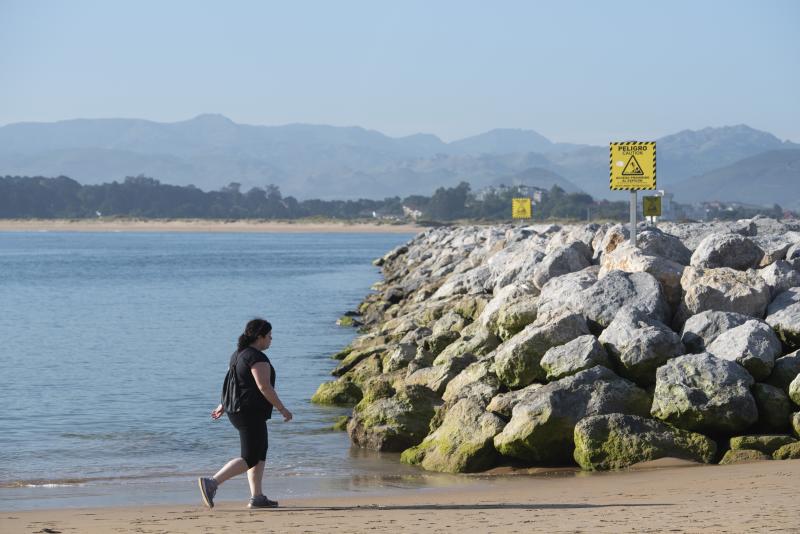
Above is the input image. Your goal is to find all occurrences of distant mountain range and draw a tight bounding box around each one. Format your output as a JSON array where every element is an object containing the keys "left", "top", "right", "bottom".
[{"left": 0, "top": 114, "right": 797, "bottom": 207}]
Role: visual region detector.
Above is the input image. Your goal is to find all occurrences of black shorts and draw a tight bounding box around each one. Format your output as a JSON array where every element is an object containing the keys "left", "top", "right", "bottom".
[{"left": 227, "top": 410, "right": 268, "bottom": 468}]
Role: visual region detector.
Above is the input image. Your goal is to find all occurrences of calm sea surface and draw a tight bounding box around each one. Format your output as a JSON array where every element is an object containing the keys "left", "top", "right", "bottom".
[{"left": 0, "top": 231, "right": 472, "bottom": 510}]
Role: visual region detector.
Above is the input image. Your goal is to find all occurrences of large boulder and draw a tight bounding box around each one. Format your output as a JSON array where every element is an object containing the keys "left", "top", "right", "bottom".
[
  {"left": 478, "top": 282, "right": 537, "bottom": 333},
  {"left": 598, "top": 244, "right": 686, "bottom": 310},
  {"left": 540, "top": 335, "right": 612, "bottom": 381},
  {"left": 311, "top": 377, "right": 363, "bottom": 406},
  {"left": 650, "top": 353, "right": 758, "bottom": 434},
  {"left": 494, "top": 313, "right": 590, "bottom": 389},
  {"left": 752, "top": 383, "right": 792, "bottom": 433},
  {"left": 400, "top": 397, "right": 506, "bottom": 473},
  {"left": 598, "top": 308, "right": 685, "bottom": 386},
  {"left": 759, "top": 260, "right": 800, "bottom": 298},
  {"left": 765, "top": 350, "right": 800, "bottom": 395},
  {"left": 680, "top": 310, "right": 752, "bottom": 353},
  {"left": 347, "top": 384, "right": 441, "bottom": 452},
  {"left": 790, "top": 374, "right": 800, "bottom": 406},
  {"left": 705, "top": 320, "right": 782, "bottom": 381},
  {"left": 793, "top": 412, "right": 800, "bottom": 438},
  {"left": 405, "top": 353, "right": 476, "bottom": 395},
  {"left": 434, "top": 323, "right": 500, "bottom": 362},
  {"left": 592, "top": 224, "right": 629, "bottom": 262},
  {"left": 729, "top": 435, "right": 797, "bottom": 455},
  {"left": 441, "top": 358, "right": 501, "bottom": 404},
  {"left": 532, "top": 242, "right": 592, "bottom": 290},
  {"left": 765, "top": 288, "right": 800, "bottom": 351},
  {"left": 535, "top": 268, "right": 597, "bottom": 324},
  {"left": 678, "top": 267, "right": 771, "bottom": 322},
  {"left": 492, "top": 366, "right": 651, "bottom": 464},
  {"left": 383, "top": 343, "right": 419, "bottom": 372},
  {"left": 637, "top": 228, "right": 692, "bottom": 266},
  {"left": 786, "top": 242, "right": 800, "bottom": 271},
  {"left": 573, "top": 413, "right": 717, "bottom": 470},
  {"left": 580, "top": 271, "right": 671, "bottom": 333},
  {"left": 690, "top": 233, "right": 764, "bottom": 270},
  {"left": 494, "top": 297, "right": 539, "bottom": 340},
  {"left": 719, "top": 449, "right": 771, "bottom": 464},
  {"left": 773, "top": 441, "right": 800, "bottom": 460},
  {"left": 485, "top": 383, "right": 544, "bottom": 419}
]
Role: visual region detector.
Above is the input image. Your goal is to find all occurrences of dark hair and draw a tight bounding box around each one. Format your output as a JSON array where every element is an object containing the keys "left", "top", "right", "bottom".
[{"left": 237, "top": 318, "right": 272, "bottom": 351}]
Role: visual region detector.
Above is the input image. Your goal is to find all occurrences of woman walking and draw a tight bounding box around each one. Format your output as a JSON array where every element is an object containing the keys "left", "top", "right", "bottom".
[{"left": 198, "top": 318, "right": 293, "bottom": 509}]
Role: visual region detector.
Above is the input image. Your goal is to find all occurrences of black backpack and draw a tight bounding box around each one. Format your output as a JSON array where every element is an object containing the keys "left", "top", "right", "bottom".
[{"left": 220, "top": 351, "right": 242, "bottom": 414}]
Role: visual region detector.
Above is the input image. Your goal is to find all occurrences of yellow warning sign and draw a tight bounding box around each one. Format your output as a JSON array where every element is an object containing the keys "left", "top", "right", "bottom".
[
  {"left": 642, "top": 195, "right": 662, "bottom": 216},
  {"left": 610, "top": 141, "right": 656, "bottom": 190},
  {"left": 511, "top": 198, "right": 532, "bottom": 219}
]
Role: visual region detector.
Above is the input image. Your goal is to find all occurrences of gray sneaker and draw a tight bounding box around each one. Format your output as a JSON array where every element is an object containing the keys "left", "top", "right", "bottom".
[
  {"left": 198, "top": 477, "right": 218, "bottom": 509},
  {"left": 248, "top": 495, "right": 278, "bottom": 508}
]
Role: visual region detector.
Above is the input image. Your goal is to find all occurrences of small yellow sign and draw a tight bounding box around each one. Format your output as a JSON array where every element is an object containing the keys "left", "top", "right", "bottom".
[
  {"left": 610, "top": 141, "right": 656, "bottom": 190},
  {"left": 642, "top": 195, "right": 662, "bottom": 217},
  {"left": 512, "top": 198, "right": 532, "bottom": 219}
]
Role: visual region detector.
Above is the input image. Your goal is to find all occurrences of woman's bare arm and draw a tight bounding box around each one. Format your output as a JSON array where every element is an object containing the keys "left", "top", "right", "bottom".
[{"left": 251, "top": 362, "right": 292, "bottom": 421}]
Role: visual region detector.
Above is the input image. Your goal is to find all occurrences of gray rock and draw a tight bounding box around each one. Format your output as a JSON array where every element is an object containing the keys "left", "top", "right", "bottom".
[
  {"left": 790, "top": 374, "right": 800, "bottom": 407},
  {"left": 637, "top": 228, "right": 692, "bottom": 265},
  {"left": 347, "top": 385, "right": 442, "bottom": 452},
  {"left": 786, "top": 242, "right": 800, "bottom": 271},
  {"left": 759, "top": 260, "right": 800, "bottom": 298},
  {"left": 752, "top": 383, "right": 792, "bottom": 433},
  {"left": 532, "top": 242, "right": 592, "bottom": 290},
  {"left": 679, "top": 267, "right": 771, "bottom": 322},
  {"left": 598, "top": 243, "right": 686, "bottom": 311},
  {"left": 650, "top": 353, "right": 758, "bottom": 434},
  {"left": 536, "top": 268, "right": 598, "bottom": 324},
  {"left": 705, "top": 320, "right": 782, "bottom": 381},
  {"left": 593, "top": 224, "right": 629, "bottom": 262},
  {"left": 719, "top": 449, "right": 771, "bottom": 464},
  {"left": 766, "top": 350, "right": 800, "bottom": 395},
  {"left": 494, "top": 297, "right": 539, "bottom": 340},
  {"left": 442, "top": 359, "right": 501, "bottom": 404},
  {"left": 493, "top": 366, "right": 651, "bottom": 464},
  {"left": 581, "top": 271, "right": 671, "bottom": 333},
  {"left": 765, "top": 288, "right": 800, "bottom": 351},
  {"left": 400, "top": 397, "right": 506, "bottom": 473},
  {"left": 383, "top": 343, "right": 418, "bottom": 372},
  {"left": 598, "top": 308, "right": 685, "bottom": 386},
  {"left": 793, "top": 412, "right": 800, "bottom": 438},
  {"left": 729, "top": 434, "right": 797, "bottom": 455},
  {"left": 540, "top": 335, "right": 612, "bottom": 381},
  {"left": 405, "top": 353, "right": 476, "bottom": 395},
  {"left": 494, "top": 312, "right": 590, "bottom": 389},
  {"left": 434, "top": 323, "right": 500, "bottom": 363},
  {"left": 690, "top": 233, "right": 764, "bottom": 270},
  {"left": 573, "top": 413, "right": 716, "bottom": 470},
  {"left": 680, "top": 311, "right": 752, "bottom": 353},
  {"left": 485, "top": 383, "right": 543, "bottom": 419}
]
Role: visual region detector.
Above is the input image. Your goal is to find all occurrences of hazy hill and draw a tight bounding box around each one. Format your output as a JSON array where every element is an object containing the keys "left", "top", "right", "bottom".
[
  {"left": 672, "top": 149, "right": 800, "bottom": 210},
  {"left": 0, "top": 115, "right": 796, "bottom": 202}
]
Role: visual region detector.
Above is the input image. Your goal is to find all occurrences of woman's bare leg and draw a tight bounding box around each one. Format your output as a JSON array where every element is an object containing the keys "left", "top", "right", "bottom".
[
  {"left": 247, "top": 460, "right": 265, "bottom": 497},
  {"left": 213, "top": 458, "right": 248, "bottom": 484}
]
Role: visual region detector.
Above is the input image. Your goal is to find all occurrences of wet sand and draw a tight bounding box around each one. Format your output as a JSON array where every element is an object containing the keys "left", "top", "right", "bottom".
[
  {"left": 3, "top": 459, "right": 797, "bottom": 533},
  {"left": 0, "top": 218, "right": 421, "bottom": 233}
]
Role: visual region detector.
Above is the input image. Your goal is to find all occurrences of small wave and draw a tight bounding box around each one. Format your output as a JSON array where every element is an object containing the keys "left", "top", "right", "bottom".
[{"left": 0, "top": 471, "right": 187, "bottom": 489}]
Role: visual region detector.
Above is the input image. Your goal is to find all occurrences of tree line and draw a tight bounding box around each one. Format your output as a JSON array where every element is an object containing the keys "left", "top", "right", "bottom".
[{"left": 2, "top": 174, "right": 772, "bottom": 223}]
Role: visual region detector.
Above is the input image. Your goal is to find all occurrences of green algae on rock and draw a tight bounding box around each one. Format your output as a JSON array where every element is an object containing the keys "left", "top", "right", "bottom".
[
  {"left": 573, "top": 413, "right": 716, "bottom": 470},
  {"left": 311, "top": 378, "right": 363, "bottom": 406}
]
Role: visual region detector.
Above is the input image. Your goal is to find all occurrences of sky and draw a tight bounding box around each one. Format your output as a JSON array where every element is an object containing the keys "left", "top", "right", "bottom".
[{"left": 1, "top": 0, "right": 798, "bottom": 144}]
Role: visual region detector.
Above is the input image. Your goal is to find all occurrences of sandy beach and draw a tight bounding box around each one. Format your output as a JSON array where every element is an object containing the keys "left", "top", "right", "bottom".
[
  {"left": 0, "top": 218, "right": 421, "bottom": 234},
  {"left": 3, "top": 459, "right": 798, "bottom": 533}
]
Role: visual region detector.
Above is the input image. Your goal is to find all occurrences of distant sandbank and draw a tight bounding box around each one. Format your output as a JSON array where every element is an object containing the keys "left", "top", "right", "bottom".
[
  {"left": 2, "top": 459, "right": 797, "bottom": 532},
  {"left": 0, "top": 218, "right": 421, "bottom": 234}
]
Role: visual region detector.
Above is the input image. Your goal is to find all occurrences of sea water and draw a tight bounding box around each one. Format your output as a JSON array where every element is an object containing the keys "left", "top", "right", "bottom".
[{"left": 0, "top": 231, "right": 469, "bottom": 510}]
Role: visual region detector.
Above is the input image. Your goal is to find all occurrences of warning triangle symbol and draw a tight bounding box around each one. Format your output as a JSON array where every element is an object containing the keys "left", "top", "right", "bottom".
[{"left": 622, "top": 155, "right": 644, "bottom": 176}]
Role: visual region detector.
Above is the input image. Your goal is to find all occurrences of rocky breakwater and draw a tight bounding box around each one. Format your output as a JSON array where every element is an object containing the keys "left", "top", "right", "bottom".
[{"left": 312, "top": 216, "right": 800, "bottom": 472}]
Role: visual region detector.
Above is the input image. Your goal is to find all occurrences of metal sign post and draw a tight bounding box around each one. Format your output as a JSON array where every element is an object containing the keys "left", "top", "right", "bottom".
[
  {"left": 630, "top": 190, "right": 637, "bottom": 246},
  {"left": 610, "top": 141, "right": 657, "bottom": 247}
]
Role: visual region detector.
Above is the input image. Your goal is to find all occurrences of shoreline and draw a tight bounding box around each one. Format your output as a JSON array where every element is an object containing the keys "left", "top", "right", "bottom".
[
  {"left": 2, "top": 460, "right": 797, "bottom": 532},
  {"left": 0, "top": 218, "right": 422, "bottom": 234}
]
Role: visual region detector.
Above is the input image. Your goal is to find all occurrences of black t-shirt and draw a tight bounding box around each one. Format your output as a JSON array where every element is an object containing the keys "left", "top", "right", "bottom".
[{"left": 230, "top": 347, "right": 276, "bottom": 419}]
